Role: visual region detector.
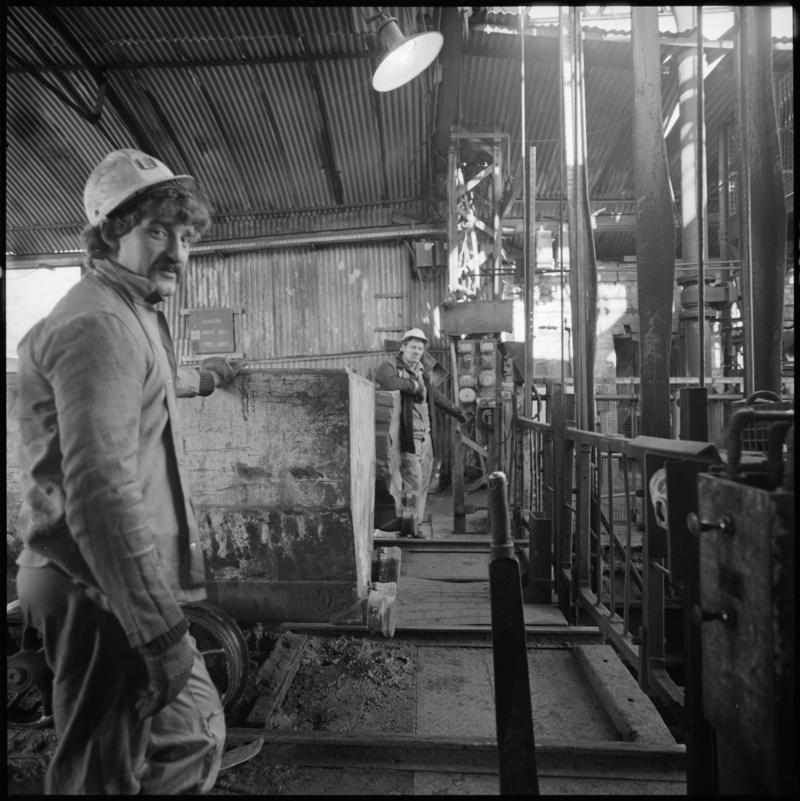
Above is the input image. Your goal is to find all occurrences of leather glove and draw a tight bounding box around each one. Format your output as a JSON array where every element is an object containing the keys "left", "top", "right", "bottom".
[
  {"left": 135, "top": 633, "right": 194, "bottom": 720},
  {"left": 201, "top": 357, "right": 243, "bottom": 388}
]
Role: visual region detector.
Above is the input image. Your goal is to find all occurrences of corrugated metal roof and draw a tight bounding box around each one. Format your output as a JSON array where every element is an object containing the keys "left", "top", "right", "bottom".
[{"left": 6, "top": 6, "right": 793, "bottom": 261}]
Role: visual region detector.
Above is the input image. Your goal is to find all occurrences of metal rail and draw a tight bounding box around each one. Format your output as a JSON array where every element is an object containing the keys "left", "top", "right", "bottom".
[
  {"left": 507, "top": 386, "right": 755, "bottom": 710},
  {"left": 225, "top": 728, "right": 686, "bottom": 780}
]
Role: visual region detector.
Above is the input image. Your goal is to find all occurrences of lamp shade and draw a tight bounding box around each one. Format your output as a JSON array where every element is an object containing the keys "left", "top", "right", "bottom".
[{"left": 372, "top": 17, "right": 443, "bottom": 92}]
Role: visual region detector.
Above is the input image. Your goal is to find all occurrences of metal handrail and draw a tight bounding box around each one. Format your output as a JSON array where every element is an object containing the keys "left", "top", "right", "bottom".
[
  {"left": 512, "top": 409, "right": 686, "bottom": 706},
  {"left": 517, "top": 386, "right": 792, "bottom": 716}
]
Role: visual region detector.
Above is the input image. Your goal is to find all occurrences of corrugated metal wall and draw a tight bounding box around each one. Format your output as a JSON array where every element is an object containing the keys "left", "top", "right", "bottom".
[
  {"left": 168, "top": 239, "right": 448, "bottom": 375},
  {"left": 166, "top": 238, "right": 456, "bottom": 483}
]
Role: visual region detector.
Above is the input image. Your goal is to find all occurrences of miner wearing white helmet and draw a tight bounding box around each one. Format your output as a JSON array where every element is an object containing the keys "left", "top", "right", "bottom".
[
  {"left": 14, "top": 149, "right": 238, "bottom": 793},
  {"left": 374, "top": 327, "right": 468, "bottom": 537}
]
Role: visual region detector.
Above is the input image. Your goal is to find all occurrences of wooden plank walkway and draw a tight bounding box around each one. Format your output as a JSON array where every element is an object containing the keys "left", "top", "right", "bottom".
[
  {"left": 395, "top": 576, "right": 567, "bottom": 628},
  {"left": 381, "top": 488, "right": 568, "bottom": 629},
  {"left": 400, "top": 549, "right": 495, "bottom": 581}
]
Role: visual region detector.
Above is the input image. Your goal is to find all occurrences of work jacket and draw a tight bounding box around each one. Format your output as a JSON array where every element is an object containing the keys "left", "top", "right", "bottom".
[
  {"left": 15, "top": 258, "right": 211, "bottom": 650},
  {"left": 374, "top": 354, "right": 463, "bottom": 455}
]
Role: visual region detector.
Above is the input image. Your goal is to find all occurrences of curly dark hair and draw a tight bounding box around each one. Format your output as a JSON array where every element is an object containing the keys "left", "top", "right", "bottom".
[{"left": 81, "top": 184, "right": 213, "bottom": 258}]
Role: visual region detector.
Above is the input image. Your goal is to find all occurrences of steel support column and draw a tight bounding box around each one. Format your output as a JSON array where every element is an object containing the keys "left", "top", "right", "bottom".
[
  {"left": 524, "top": 146, "right": 536, "bottom": 419},
  {"left": 520, "top": 7, "right": 534, "bottom": 420},
  {"left": 558, "top": 7, "right": 597, "bottom": 432},
  {"left": 673, "top": 6, "right": 710, "bottom": 384},
  {"left": 493, "top": 136, "right": 504, "bottom": 299},
  {"left": 717, "top": 127, "right": 735, "bottom": 375},
  {"left": 631, "top": 7, "right": 675, "bottom": 439},
  {"left": 673, "top": 7, "right": 710, "bottom": 270},
  {"left": 447, "top": 146, "right": 460, "bottom": 290},
  {"left": 735, "top": 7, "right": 787, "bottom": 395}
]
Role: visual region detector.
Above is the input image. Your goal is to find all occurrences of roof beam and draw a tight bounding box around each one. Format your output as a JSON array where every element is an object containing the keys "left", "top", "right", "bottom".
[
  {"left": 8, "top": 19, "right": 791, "bottom": 78},
  {"left": 10, "top": 30, "right": 790, "bottom": 81},
  {"left": 7, "top": 50, "right": 375, "bottom": 76},
  {"left": 281, "top": 9, "right": 345, "bottom": 206},
  {"left": 28, "top": 8, "right": 157, "bottom": 152}
]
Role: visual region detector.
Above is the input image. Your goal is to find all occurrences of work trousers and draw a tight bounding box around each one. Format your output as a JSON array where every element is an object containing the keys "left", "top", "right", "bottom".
[
  {"left": 399, "top": 432, "right": 434, "bottom": 532},
  {"left": 16, "top": 564, "right": 225, "bottom": 795}
]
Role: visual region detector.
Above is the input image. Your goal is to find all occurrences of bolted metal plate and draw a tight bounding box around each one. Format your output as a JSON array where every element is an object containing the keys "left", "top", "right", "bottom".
[{"left": 697, "top": 474, "right": 793, "bottom": 791}]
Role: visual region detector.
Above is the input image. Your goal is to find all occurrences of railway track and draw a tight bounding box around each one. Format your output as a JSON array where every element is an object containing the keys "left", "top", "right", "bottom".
[
  {"left": 7, "top": 616, "right": 686, "bottom": 796},
  {"left": 7, "top": 493, "right": 687, "bottom": 795},
  {"left": 217, "top": 729, "right": 686, "bottom": 796},
  {"left": 208, "top": 618, "right": 686, "bottom": 796}
]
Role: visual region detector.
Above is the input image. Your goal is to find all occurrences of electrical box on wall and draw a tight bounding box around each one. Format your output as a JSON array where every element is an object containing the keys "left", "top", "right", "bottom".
[{"left": 413, "top": 240, "right": 444, "bottom": 268}]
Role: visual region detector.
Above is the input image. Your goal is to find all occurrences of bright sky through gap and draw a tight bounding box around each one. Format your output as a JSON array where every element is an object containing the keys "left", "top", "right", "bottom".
[{"left": 5, "top": 266, "right": 83, "bottom": 363}]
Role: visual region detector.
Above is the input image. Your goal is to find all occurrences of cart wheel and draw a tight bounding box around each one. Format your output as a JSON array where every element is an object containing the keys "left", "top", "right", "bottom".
[
  {"left": 181, "top": 601, "right": 250, "bottom": 712},
  {"left": 7, "top": 599, "right": 249, "bottom": 722},
  {"left": 6, "top": 600, "right": 54, "bottom": 729}
]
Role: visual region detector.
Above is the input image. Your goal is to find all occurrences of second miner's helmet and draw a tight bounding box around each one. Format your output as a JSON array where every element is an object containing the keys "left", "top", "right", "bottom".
[
  {"left": 401, "top": 328, "right": 428, "bottom": 343},
  {"left": 83, "top": 149, "right": 195, "bottom": 225}
]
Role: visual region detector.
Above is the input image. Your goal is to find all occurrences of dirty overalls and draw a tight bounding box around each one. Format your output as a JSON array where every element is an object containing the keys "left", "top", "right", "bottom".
[
  {"left": 397, "top": 362, "right": 435, "bottom": 533},
  {"left": 14, "top": 259, "right": 225, "bottom": 795}
]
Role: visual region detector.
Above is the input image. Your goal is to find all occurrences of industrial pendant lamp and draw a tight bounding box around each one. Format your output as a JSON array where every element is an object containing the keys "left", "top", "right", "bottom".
[{"left": 371, "top": 11, "right": 443, "bottom": 92}]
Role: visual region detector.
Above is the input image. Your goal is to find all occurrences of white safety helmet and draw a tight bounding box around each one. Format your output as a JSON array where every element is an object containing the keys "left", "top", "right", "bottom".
[
  {"left": 83, "top": 149, "right": 195, "bottom": 225},
  {"left": 401, "top": 327, "right": 428, "bottom": 344}
]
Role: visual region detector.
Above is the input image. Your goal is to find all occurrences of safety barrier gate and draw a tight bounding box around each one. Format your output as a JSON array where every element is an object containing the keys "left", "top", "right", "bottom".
[{"left": 507, "top": 382, "right": 722, "bottom": 713}]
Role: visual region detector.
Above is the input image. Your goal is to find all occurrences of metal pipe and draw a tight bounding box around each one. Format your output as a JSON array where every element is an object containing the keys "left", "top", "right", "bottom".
[
  {"left": 717, "top": 126, "right": 735, "bottom": 375},
  {"left": 525, "top": 147, "right": 537, "bottom": 420},
  {"left": 765, "top": 421, "right": 794, "bottom": 487},
  {"left": 487, "top": 471, "right": 539, "bottom": 795},
  {"left": 696, "top": 10, "right": 706, "bottom": 386},
  {"left": 782, "top": 425, "right": 794, "bottom": 493},
  {"left": 557, "top": 14, "right": 566, "bottom": 391},
  {"left": 5, "top": 224, "right": 449, "bottom": 270},
  {"left": 194, "top": 225, "right": 447, "bottom": 255},
  {"left": 520, "top": 5, "right": 533, "bottom": 420},
  {"left": 735, "top": 8, "right": 756, "bottom": 395},
  {"left": 493, "top": 136, "right": 504, "bottom": 298}
]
